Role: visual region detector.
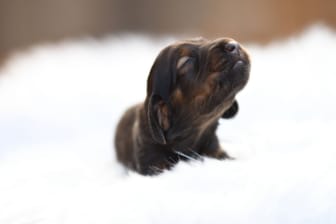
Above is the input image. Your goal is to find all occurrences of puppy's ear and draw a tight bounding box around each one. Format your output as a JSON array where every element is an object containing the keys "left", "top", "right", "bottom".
[
  {"left": 222, "top": 100, "right": 239, "bottom": 119},
  {"left": 146, "top": 48, "right": 176, "bottom": 144},
  {"left": 146, "top": 47, "right": 177, "bottom": 102},
  {"left": 147, "top": 95, "right": 171, "bottom": 144}
]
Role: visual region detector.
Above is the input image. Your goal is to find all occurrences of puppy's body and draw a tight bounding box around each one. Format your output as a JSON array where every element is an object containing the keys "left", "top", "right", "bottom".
[
  {"left": 115, "top": 38, "right": 250, "bottom": 175},
  {"left": 115, "top": 103, "right": 230, "bottom": 175}
]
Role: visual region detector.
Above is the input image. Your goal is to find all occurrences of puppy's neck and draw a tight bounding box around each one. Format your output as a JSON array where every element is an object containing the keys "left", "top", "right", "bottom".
[{"left": 137, "top": 102, "right": 219, "bottom": 151}]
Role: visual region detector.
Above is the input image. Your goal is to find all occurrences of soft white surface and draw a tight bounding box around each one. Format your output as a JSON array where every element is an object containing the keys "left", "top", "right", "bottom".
[{"left": 0, "top": 26, "right": 335, "bottom": 224}]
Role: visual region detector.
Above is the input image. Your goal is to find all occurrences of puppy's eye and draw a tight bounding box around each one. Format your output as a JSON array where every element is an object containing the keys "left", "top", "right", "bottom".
[{"left": 177, "top": 56, "right": 194, "bottom": 70}]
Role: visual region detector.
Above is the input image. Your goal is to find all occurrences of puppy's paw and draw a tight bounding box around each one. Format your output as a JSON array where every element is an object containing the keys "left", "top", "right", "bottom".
[
  {"left": 214, "top": 149, "right": 235, "bottom": 160},
  {"left": 203, "top": 148, "right": 234, "bottom": 160},
  {"left": 138, "top": 159, "right": 175, "bottom": 176}
]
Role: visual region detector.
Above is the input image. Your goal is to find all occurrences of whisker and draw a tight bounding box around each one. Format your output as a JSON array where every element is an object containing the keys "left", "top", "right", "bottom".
[
  {"left": 187, "top": 149, "right": 204, "bottom": 162},
  {"left": 174, "top": 150, "right": 198, "bottom": 161},
  {"left": 166, "top": 157, "right": 178, "bottom": 165},
  {"left": 149, "top": 165, "right": 163, "bottom": 174}
]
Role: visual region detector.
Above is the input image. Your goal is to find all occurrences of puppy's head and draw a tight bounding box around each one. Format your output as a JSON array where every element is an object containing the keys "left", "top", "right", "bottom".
[{"left": 146, "top": 38, "right": 250, "bottom": 144}]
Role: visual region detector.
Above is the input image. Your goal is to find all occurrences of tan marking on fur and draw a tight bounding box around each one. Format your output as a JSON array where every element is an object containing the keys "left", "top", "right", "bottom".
[
  {"left": 158, "top": 102, "right": 170, "bottom": 131},
  {"left": 180, "top": 47, "right": 191, "bottom": 56},
  {"left": 171, "top": 88, "right": 184, "bottom": 105},
  {"left": 196, "top": 100, "right": 235, "bottom": 138},
  {"left": 193, "top": 72, "right": 221, "bottom": 104}
]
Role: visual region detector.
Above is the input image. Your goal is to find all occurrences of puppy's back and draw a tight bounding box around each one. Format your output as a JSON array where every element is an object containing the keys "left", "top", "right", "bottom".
[{"left": 114, "top": 104, "right": 141, "bottom": 170}]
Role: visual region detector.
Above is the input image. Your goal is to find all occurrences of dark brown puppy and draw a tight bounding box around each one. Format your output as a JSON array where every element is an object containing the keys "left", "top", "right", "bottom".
[{"left": 115, "top": 38, "right": 250, "bottom": 175}]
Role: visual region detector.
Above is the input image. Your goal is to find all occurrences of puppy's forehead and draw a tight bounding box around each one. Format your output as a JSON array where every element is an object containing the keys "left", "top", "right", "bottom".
[
  {"left": 169, "top": 38, "right": 209, "bottom": 55},
  {"left": 175, "top": 37, "right": 208, "bottom": 45}
]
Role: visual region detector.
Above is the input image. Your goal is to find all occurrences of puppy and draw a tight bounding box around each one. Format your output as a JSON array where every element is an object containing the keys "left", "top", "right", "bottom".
[{"left": 115, "top": 38, "right": 250, "bottom": 175}]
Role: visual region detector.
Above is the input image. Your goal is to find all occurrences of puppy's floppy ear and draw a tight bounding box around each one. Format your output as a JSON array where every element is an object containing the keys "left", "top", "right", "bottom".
[
  {"left": 146, "top": 48, "right": 177, "bottom": 144},
  {"left": 147, "top": 95, "right": 171, "bottom": 144},
  {"left": 222, "top": 100, "right": 239, "bottom": 119}
]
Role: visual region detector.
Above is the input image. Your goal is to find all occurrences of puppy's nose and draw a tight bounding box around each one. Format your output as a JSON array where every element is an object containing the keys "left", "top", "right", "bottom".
[{"left": 224, "top": 41, "right": 239, "bottom": 54}]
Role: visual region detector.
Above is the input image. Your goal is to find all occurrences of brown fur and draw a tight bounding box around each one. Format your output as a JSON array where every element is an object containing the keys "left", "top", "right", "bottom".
[{"left": 115, "top": 38, "right": 250, "bottom": 175}]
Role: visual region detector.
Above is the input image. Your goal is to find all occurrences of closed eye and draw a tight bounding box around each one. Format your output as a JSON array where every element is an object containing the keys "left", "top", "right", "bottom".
[{"left": 177, "top": 56, "right": 194, "bottom": 70}]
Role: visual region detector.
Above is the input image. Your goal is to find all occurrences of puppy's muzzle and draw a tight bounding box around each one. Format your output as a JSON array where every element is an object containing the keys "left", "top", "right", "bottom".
[
  {"left": 216, "top": 40, "right": 250, "bottom": 88},
  {"left": 224, "top": 41, "right": 240, "bottom": 55},
  {"left": 224, "top": 41, "right": 248, "bottom": 63}
]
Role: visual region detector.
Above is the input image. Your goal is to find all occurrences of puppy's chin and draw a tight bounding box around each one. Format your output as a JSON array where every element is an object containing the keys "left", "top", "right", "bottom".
[
  {"left": 214, "top": 60, "right": 249, "bottom": 103},
  {"left": 227, "top": 59, "right": 250, "bottom": 90}
]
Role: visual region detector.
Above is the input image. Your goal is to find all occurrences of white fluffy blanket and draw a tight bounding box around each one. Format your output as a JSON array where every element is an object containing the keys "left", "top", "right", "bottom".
[{"left": 0, "top": 25, "right": 335, "bottom": 224}]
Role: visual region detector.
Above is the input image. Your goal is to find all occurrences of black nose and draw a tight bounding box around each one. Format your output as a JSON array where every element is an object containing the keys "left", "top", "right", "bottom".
[{"left": 225, "top": 42, "right": 239, "bottom": 54}]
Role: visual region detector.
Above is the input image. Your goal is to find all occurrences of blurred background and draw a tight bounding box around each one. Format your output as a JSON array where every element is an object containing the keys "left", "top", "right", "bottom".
[{"left": 0, "top": 0, "right": 335, "bottom": 63}]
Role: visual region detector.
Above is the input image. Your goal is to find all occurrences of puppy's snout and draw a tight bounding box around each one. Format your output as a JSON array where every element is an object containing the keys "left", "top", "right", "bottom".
[
  {"left": 224, "top": 41, "right": 240, "bottom": 55},
  {"left": 224, "top": 42, "right": 239, "bottom": 54}
]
